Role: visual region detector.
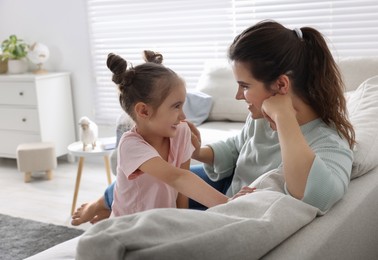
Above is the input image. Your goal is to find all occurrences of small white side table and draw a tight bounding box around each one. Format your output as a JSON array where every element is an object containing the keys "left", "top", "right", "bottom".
[{"left": 68, "top": 141, "right": 114, "bottom": 215}]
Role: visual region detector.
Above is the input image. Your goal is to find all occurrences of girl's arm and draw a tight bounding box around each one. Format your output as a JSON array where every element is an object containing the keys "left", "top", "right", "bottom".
[
  {"left": 139, "top": 157, "right": 229, "bottom": 208},
  {"left": 176, "top": 193, "right": 188, "bottom": 209},
  {"left": 176, "top": 159, "right": 191, "bottom": 208}
]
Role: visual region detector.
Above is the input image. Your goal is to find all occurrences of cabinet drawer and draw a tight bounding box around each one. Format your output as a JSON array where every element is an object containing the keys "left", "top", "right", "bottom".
[
  {"left": 0, "top": 83, "right": 37, "bottom": 106},
  {"left": 0, "top": 130, "right": 41, "bottom": 158},
  {"left": 0, "top": 108, "right": 40, "bottom": 131}
]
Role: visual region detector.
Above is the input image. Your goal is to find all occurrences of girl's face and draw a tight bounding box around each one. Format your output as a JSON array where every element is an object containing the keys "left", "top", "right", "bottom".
[
  {"left": 232, "top": 61, "right": 273, "bottom": 119},
  {"left": 148, "top": 82, "right": 187, "bottom": 138}
]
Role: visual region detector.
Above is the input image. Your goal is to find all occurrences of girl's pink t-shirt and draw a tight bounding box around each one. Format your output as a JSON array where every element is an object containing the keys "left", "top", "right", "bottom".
[{"left": 111, "top": 122, "right": 195, "bottom": 217}]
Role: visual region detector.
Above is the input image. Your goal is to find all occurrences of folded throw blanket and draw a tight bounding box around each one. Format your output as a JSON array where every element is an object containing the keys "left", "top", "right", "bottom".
[{"left": 76, "top": 170, "right": 320, "bottom": 260}]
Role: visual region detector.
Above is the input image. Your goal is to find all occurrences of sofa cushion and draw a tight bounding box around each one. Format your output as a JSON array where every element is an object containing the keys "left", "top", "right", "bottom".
[
  {"left": 346, "top": 75, "right": 378, "bottom": 179},
  {"left": 196, "top": 60, "right": 249, "bottom": 122},
  {"left": 183, "top": 89, "right": 213, "bottom": 126},
  {"left": 337, "top": 57, "right": 378, "bottom": 92}
]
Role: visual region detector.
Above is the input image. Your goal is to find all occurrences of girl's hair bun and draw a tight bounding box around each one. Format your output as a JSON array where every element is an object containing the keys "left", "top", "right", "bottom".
[
  {"left": 107, "top": 53, "right": 127, "bottom": 75},
  {"left": 143, "top": 50, "right": 163, "bottom": 64},
  {"left": 107, "top": 53, "right": 128, "bottom": 85}
]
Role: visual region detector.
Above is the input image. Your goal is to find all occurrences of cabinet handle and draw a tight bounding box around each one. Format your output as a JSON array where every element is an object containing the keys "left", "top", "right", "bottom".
[
  {"left": 22, "top": 118, "right": 27, "bottom": 122},
  {"left": 19, "top": 92, "right": 24, "bottom": 96}
]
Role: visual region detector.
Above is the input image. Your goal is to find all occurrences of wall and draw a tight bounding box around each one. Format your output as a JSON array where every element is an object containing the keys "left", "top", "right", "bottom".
[{"left": 0, "top": 0, "right": 115, "bottom": 138}]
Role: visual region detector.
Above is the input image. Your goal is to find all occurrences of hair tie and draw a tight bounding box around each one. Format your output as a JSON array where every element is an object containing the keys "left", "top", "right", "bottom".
[{"left": 293, "top": 28, "right": 303, "bottom": 40}]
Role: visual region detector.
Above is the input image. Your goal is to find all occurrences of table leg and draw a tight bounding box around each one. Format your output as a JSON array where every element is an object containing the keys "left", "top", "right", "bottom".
[
  {"left": 104, "top": 155, "right": 112, "bottom": 185},
  {"left": 71, "top": 157, "right": 84, "bottom": 215}
]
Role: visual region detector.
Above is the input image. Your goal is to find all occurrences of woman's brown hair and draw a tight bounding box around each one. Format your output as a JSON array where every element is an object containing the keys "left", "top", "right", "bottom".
[{"left": 228, "top": 20, "right": 355, "bottom": 148}]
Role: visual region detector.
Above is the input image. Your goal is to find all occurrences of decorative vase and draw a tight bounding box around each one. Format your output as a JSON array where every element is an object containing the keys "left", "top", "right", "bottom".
[{"left": 7, "top": 59, "right": 28, "bottom": 74}]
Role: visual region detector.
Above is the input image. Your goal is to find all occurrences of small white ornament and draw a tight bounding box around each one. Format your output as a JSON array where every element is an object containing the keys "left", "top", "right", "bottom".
[
  {"left": 27, "top": 42, "right": 50, "bottom": 74},
  {"left": 78, "top": 116, "right": 98, "bottom": 151}
]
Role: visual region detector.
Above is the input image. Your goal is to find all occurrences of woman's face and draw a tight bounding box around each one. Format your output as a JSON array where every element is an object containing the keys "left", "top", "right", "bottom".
[{"left": 232, "top": 61, "right": 273, "bottom": 119}]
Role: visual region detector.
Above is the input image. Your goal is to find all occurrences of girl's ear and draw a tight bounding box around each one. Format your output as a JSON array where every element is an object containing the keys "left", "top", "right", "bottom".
[
  {"left": 134, "top": 102, "right": 151, "bottom": 119},
  {"left": 275, "top": 74, "right": 290, "bottom": 95}
]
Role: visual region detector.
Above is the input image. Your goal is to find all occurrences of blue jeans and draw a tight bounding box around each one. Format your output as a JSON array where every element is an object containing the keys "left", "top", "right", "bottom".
[{"left": 103, "top": 164, "right": 233, "bottom": 210}]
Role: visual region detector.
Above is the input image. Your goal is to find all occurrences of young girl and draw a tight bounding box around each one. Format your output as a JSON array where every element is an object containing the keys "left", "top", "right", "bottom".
[{"left": 106, "top": 51, "right": 228, "bottom": 217}]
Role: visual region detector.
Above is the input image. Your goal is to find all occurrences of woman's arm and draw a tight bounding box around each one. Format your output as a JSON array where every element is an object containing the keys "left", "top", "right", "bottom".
[
  {"left": 176, "top": 159, "right": 191, "bottom": 208},
  {"left": 193, "top": 146, "right": 215, "bottom": 165},
  {"left": 139, "top": 157, "right": 229, "bottom": 208},
  {"left": 262, "top": 93, "right": 315, "bottom": 200},
  {"left": 264, "top": 92, "right": 353, "bottom": 211},
  {"left": 275, "top": 112, "right": 315, "bottom": 199},
  {"left": 186, "top": 119, "right": 252, "bottom": 183}
]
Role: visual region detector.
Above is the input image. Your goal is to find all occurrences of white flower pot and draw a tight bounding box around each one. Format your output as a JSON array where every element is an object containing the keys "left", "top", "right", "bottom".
[
  {"left": 7, "top": 59, "right": 28, "bottom": 74},
  {"left": 0, "top": 59, "right": 7, "bottom": 74}
]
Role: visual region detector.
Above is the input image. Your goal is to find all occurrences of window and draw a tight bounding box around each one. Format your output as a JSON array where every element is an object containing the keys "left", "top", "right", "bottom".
[{"left": 86, "top": 0, "right": 378, "bottom": 124}]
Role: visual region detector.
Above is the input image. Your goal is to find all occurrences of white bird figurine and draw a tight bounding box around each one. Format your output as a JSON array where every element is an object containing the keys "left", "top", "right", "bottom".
[{"left": 78, "top": 116, "right": 98, "bottom": 151}]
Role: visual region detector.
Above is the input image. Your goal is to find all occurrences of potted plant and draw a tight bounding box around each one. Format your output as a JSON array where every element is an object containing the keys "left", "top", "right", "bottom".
[{"left": 1, "top": 35, "right": 29, "bottom": 74}]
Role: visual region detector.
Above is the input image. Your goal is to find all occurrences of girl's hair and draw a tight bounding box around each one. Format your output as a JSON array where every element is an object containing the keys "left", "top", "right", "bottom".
[
  {"left": 106, "top": 50, "right": 183, "bottom": 121},
  {"left": 228, "top": 20, "right": 355, "bottom": 148}
]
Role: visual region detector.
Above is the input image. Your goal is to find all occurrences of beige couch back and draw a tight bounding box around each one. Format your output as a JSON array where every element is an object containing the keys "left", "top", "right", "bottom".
[{"left": 337, "top": 57, "right": 378, "bottom": 92}]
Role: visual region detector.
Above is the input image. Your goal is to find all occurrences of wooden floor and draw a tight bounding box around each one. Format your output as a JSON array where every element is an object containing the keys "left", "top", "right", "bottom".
[{"left": 0, "top": 156, "right": 114, "bottom": 231}]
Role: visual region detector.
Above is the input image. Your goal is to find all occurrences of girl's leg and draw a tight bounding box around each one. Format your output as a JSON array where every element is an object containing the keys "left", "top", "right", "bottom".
[
  {"left": 71, "top": 181, "right": 115, "bottom": 226},
  {"left": 104, "top": 181, "right": 115, "bottom": 209},
  {"left": 188, "top": 164, "right": 233, "bottom": 210}
]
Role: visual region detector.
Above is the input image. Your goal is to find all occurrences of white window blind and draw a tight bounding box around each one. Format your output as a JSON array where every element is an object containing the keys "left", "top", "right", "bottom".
[{"left": 86, "top": 0, "right": 378, "bottom": 125}]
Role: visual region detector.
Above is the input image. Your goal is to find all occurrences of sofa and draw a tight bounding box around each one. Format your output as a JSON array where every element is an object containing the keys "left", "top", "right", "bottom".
[{"left": 26, "top": 57, "right": 378, "bottom": 259}]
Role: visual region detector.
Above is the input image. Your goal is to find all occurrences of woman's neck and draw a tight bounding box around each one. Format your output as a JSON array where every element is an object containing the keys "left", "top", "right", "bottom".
[{"left": 292, "top": 97, "right": 319, "bottom": 126}]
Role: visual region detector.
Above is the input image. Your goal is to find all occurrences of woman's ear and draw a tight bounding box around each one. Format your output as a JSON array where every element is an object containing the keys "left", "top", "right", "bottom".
[
  {"left": 134, "top": 102, "right": 151, "bottom": 119},
  {"left": 276, "top": 74, "right": 290, "bottom": 95}
]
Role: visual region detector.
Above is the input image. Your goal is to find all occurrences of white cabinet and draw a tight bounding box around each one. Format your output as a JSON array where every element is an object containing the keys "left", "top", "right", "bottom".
[{"left": 0, "top": 73, "right": 76, "bottom": 158}]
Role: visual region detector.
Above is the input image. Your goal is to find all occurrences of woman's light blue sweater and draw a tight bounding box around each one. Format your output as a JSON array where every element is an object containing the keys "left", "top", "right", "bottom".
[{"left": 204, "top": 116, "right": 353, "bottom": 212}]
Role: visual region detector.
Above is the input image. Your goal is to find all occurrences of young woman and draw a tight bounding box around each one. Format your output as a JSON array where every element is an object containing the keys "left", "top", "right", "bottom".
[{"left": 190, "top": 20, "right": 354, "bottom": 212}]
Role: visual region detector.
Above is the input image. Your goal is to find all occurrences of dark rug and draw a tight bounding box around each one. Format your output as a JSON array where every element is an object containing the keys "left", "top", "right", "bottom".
[{"left": 0, "top": 213, "right": 84, "bottom": 260}]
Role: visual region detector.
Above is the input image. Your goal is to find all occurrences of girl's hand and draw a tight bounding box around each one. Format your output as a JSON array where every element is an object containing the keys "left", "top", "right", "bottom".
[
  {"left": 185, "top": 120, "right": 202, "bottom": 156},
  {"left": 229, "top": 186, "right": 256, "bottom": 201},
  {"left": 261, "top": 94, "right": 296, "bottom": 130}
]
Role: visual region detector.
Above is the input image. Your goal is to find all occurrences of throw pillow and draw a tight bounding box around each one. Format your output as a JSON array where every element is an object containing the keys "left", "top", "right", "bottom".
[
  {"left": 196, "top": 60, "right": 249, "bottom": 122},
  {"left": 183, "top": 89, "right": 213, "bottom": 126},
  {"left": 111, "top": 112, "right": 135, "bottom": 175},
  {"left": 346, "top": 75, "right": 378, "bottom": 179}
]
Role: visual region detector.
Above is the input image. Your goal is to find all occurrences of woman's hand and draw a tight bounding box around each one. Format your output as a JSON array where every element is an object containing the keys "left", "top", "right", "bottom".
[
  {"left": 185, "top": 120, "right": 215, "bottom": 164},
  {"left": 185, "top": 120, "right": 202, "bottom": 157},
  {"left": 228, "top": 186, "right": 256, "bottom": 201},
  {"left": 261, "top": 94, "right": 296, "bottom": 130}
]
